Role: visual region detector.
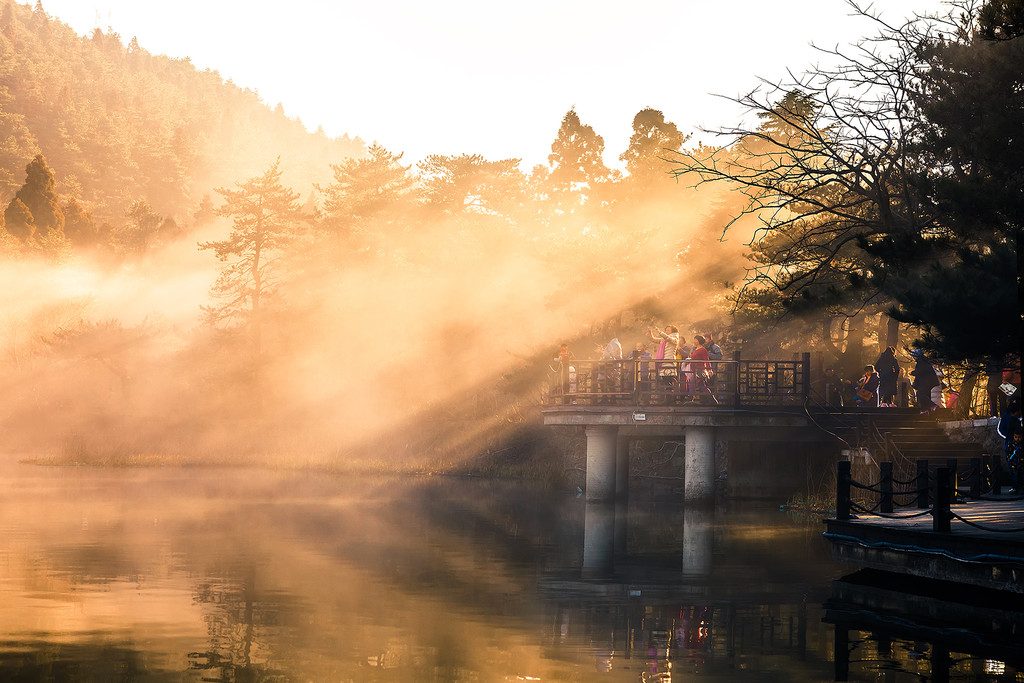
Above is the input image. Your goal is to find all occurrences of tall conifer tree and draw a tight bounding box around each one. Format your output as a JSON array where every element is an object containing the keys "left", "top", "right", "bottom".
[
  {"left": 200, "top": 159, "right": 306, "bottom": 360},
  {"left": 8, "top": 154, "right": 64, "bottom": 239}
]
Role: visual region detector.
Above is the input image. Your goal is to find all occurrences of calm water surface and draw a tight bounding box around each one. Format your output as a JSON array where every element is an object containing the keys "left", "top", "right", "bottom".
[{"left": 0, "top": 460, "right": 1020, "bottom": 682}]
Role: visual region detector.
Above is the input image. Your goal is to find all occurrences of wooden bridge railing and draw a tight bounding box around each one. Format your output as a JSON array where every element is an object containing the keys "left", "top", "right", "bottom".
[{"left": 548, "top": 351, "right": 811, "bottom": 408}]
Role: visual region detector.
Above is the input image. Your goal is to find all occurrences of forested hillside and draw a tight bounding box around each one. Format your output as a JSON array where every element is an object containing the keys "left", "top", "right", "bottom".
[{"left": 0, "top": 0, "right": 365, "bottom": 239}]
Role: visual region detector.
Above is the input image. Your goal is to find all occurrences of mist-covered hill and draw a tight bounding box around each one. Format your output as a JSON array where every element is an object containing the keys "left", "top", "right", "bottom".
[{"left": 0, "top": 0, "right": 365, "bottom": 230}]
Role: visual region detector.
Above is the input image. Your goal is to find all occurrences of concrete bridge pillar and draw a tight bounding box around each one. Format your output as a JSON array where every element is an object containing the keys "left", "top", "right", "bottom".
[
  {"left": 585, "top": 425, "right": 618, "bottom": 502},
  {"left": 684, "top": 426, "right": 716, "bottom": 503},
  {"left": 615, "top": 434, "right": 630, "bottom": 502}
]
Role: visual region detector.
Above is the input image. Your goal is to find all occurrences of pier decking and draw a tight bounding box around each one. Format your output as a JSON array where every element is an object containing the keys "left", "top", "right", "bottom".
[{"left": 824, "top": 461, "right": 1024, "bottom": 593}]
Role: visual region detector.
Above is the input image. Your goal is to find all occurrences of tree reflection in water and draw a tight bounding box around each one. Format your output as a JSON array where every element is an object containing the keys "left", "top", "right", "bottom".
[{"left": 0, "top": 463, "right": 1020, "bottom": 681}]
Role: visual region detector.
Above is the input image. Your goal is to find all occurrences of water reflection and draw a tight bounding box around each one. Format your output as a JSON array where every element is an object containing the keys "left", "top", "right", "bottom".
[
  {"left": 0, "top": 461, "right": 1020, "bottom": 681},
  {"left": 826, "top": 570, "right": 1024, "bottom": 682}
]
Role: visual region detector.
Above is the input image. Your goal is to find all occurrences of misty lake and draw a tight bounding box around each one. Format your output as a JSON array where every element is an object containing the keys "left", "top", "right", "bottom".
[{"left": 1, "top": 460, "right": 1020, "bottom": 682}]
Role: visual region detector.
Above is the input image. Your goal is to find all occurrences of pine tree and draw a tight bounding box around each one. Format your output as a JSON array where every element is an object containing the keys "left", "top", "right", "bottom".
[
  {"left": 3, "top": 197, "right": 34, "bottom": 241},
  {"left": 317, "top": 144, "right": 417, "bottom": 257},
  {"left": 547, "top": 108, "right": 610, "bottom": 193},
  {"left": 10, "top": 154, "right": 64, "bottom": 239},
  {"left": 61, "top": 197, "right": 97, "bottom": 246},
  {"left": 900, "top": 2, "right": 1024, "bottom": 363},
  {"left": 200, "top": 159, "right": 306, "bottom": 358},
  {"left": 619, "top": 108, "right": 688, "bottom": 184}
]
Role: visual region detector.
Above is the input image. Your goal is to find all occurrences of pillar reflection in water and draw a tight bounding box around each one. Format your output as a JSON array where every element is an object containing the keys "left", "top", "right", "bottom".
[
  {"left": 682, "top": 506, "right": 713, "bottom": 577},
  {"left": 582, "top": 502, "right": 615, "bottom": 578}
]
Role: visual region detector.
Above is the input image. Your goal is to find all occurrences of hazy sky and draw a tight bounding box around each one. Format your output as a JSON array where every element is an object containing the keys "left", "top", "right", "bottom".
[{"left": 41, "top": 0, "right": 946, "bottom": 169}]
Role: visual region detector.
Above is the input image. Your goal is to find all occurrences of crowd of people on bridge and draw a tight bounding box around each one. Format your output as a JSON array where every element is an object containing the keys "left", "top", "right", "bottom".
[
  {"left": 824, "top": 347, "right": 957, "bottom": 413},
  {"left": 552, "top": 330, "right": 1020, "bottom": 423},
  {"left": 552, "top": 325, "right": 724, "bottom": 405},
  {"left": 823, "top": 348, "right": 1020, "bottom": 419}
]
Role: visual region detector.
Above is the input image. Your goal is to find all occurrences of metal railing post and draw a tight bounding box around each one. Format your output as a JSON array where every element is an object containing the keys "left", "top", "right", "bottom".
[
  {"left": 801, "top": 352, "right": 811, "bottom": 400},
  {"left": 732, "top": 351, "right": 742, "bottom": 408},
  {"left": 560, "top": 363, "right": 569, "bottom": 405},
  {"left": 837, "top": 460, "right": 852, "bottom": 521},
  {"left": 932, "top": 466, "right": 951, "bottom": 533},
  {"left": 879, "top": 461, "right": 893, "bottom": 514}
]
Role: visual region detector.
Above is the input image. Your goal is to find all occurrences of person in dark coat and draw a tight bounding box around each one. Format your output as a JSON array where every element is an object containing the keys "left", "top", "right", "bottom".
[
  {"left": 627, "top": 342, "right": 653, "bottom": 396},
  {"left": 874, "top": 346, "right": 901, "bottom": 406},
  {"left": 910, "top": 349, "right": 938, "bottom": 412},
  {"left": 997, "top": 400, "right": 1021, "bottom": 491}
]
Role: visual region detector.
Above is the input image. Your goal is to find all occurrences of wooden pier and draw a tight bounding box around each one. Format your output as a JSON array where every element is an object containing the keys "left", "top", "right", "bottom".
[{"left": 824, "top": 460, "right": 1024, "bottom": 593}]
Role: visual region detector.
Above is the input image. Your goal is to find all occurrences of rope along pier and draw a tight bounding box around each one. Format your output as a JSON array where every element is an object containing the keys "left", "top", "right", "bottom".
[{"left": 836, "top": 460, "right": 1024, "bottom": 534}]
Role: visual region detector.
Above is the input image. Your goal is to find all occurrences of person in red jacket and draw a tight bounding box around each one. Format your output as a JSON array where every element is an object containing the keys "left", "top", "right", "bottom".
[{"left": 687, "top": 335, "right": 717, "bottom": 404}]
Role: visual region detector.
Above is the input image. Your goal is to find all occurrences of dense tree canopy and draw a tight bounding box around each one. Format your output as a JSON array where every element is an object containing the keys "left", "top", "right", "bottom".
[
  {"left": 670, "top": 0, "right": 1022, "bottom": 368},
  {"left": 317, "top": 144, "right": 418, "bottom": 259},
  {"left": 899, "top": 2, "right": 1024, "bottom": 361}
]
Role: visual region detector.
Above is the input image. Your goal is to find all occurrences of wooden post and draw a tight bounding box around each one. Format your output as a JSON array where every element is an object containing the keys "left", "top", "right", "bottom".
[
  {"left": 992, "top": 451, "right": 1003, "bottom": 495},
  {"left": 933, "top": 466, "right": 951, "bottom": 533},
  {"left": 969, "top": 457, "right": 982, "bottom": 499},
  {"left": 879, "top": 461, "right": 893, "bottom": 514},
  {"left": 932, "top": 645, "right": 951, "bottom": 683},
  {"left": 837, "top": 460, "right": 852, "bottom": 521},
  {"left": 946, "top": 458, "right": 958, "bottom": 498},
  {"left": 915, "top": 460, "right": 930, "bottom": 509}
]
